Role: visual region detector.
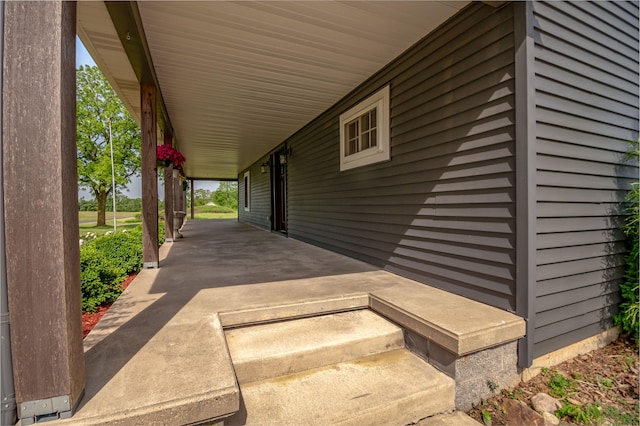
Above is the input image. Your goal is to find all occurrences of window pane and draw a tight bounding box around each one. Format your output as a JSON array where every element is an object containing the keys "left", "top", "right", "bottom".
[
  {"left": 347, "top": 122, "right": 356, "bottom": 140},
  {"left": 346, "top": 121, "right": 360, "bottom": 155},
  {"left": 348, "top": 137, "right": 358, "bottom": 155},
  {"left": 370, "top": 108, "right": 377, "bottom": 129},
  {"left": 362, "top": 132, "right": 370, "bottom": 150},
  {"left": 370, "top": 129, "right": 377, "bottom": 148},
  {"left": 362, "top": 113, "right": 370, "bottom": 131}
]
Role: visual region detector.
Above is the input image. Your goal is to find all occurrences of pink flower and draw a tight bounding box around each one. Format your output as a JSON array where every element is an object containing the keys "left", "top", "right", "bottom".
[{"left": 157, "top": 144, "right": 186, "bottom": 168}]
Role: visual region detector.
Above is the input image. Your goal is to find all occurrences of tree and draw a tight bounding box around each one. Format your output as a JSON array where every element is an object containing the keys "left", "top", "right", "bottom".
[
  {"left": 76, "top": 65, "right": 141, "bottom": 226},
  {"left": 193, "top": 189, "right": 213, "bottom": 206},
  {"left": 213, "top": 181, "right": 238, "bottom": 210}
]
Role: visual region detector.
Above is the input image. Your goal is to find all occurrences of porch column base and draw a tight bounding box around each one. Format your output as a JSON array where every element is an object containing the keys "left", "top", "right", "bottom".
[
  {"left": 143, "top": 261, "right": 159, "bottom": 269},
  {"left": 19, "top": 392, "right": 83, "bottom": 425}
]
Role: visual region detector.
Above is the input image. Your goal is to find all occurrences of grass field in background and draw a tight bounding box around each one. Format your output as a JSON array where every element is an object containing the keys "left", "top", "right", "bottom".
[
  {"left": 79, "top": 208, "right": 237, "bottom": 237},
  {"left": 193, "top": 212, "right": 237, "bottom": 219},
  {"left": 79, "top": 211, "right": 142, "bottom": 237},
  {"left": 190, "top": 205, "right": 237, "bottom": 220},
  {"left": 79, "top": 211, "right": 138, "bottom": 222}
]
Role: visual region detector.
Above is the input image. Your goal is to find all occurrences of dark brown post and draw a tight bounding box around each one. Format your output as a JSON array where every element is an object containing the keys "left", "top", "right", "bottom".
[
  {"left": 172, "top": 173, "right": 182, "bottom": 239},
  {"left": 141, "top": 83, "right": 159, "bottom": 268},
  {"left": 163, "top": 132, "right": 174, "bottom": 242},
  {"left": 3, "top": 1, "right": 85, "bottom": 421},
  {"left": 190, "top": 179, "right": 195, "bottom": 219}
]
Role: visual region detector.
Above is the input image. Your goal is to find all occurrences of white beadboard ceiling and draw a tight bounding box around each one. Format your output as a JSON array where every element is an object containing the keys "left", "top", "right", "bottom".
[{"left": 78, "top": 1, "right": 469, "bottom": 180}]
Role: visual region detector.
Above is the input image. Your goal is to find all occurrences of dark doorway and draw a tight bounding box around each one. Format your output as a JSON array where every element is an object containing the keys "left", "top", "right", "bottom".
[{"left": 272, "top": 147, "right": 287, "bottom": 233}]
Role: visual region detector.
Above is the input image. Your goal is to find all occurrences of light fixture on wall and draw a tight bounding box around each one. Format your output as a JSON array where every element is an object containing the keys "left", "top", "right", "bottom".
[
  {"left": 279, "top": 147, "right": 292, "bottom": 165},
  {"left": 260, "top": 160, "right": 270, "bottom": 174}
]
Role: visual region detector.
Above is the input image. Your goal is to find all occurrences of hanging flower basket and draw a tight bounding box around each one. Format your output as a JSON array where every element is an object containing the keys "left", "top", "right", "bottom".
[
  {"left": 156, "top": 159, "right": 171, "bottom": 168},
  {"left": 156, "top": 144, "right": 186, "bottom": 169}
]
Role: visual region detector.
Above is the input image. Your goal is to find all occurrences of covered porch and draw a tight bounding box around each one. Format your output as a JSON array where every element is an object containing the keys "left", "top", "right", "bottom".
[
  {"left": 61, "top": 219, "right": 523, "bottom": 425},
  {"left": 2, "top": 2, "right": 529, "bottom": 424}
]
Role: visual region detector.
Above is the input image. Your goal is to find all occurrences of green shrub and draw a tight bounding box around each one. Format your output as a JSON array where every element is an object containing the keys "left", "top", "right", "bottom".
[
  {"left": 615, "top": 139, "right": 639, "bottom": 342},
  {"left": 158, "top": 220, "right": 165, "bottom": 246},
  {"left": 80, "top": 244, "right": 127, "bottom": 312},
  {"left": 79, "top": 227, "right": 145, "bottom": 313},
  {"left": 91, "top": 229, "right": 143, "bottom": 275}
]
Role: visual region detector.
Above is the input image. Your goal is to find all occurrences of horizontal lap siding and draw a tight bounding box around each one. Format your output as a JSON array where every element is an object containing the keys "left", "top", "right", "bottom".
[
  {"left": 286, "top": 3, "right": 517, "bottom": 310},
  {"left": 238, "top": 163, "right": 271, "bottom": 230},
  {"left": 532, "top": 1, "right": 639, "bottom": 357}
]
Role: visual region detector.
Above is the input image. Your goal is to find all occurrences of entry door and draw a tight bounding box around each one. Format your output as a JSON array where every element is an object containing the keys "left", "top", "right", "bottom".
[{"left": 272, "top": 148, "right": 287, "bottom": 233}]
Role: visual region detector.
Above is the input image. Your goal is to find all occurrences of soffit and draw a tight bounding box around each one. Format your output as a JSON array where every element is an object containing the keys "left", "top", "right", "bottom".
[
  {"left": 81, "top": 1, "right": 469, "bottom": 180},
  {"left": 77, "top": 2, "right": 142, "bottom": 125}
]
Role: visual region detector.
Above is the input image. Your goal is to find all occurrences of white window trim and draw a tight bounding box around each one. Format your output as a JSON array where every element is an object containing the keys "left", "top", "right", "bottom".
[
  {"left": 339, "top": 85, "right": 390, "bottom": 171},
  {"left": 243, "top": 171, "right": 251, "bottom": 212}
]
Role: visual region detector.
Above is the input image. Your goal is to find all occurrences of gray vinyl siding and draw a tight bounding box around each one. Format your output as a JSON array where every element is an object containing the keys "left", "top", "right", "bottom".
[
  {"left": 285, "top": 3, "right": 518, "bottom": 310},
  {"left": 238, "top": 162, "right": 271, "bottom": 230},
  {"left": 531, "top": 1, "right": 639, "bottom": 357}
]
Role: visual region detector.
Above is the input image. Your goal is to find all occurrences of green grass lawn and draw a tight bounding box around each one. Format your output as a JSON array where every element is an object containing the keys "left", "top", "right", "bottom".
[
  {"left": 79, "top": 211, "right": 138, "bottom": 222},
  {"left": 193, "top": 212, "right": 238, "bottom": 220},
  {"left": 79, "top": 211, "right": 141, "bottom": 237},
  {"left": 191, "top": 205, "right": 237, "bottom": 220},
  {"left": 79, "top": 208, "right": 237, "bottom": 237}
]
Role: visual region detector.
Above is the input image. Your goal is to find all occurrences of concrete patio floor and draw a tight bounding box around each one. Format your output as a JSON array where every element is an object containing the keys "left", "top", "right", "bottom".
[{"left": 58, "top": 219, "right": 523, "bottom": 425}]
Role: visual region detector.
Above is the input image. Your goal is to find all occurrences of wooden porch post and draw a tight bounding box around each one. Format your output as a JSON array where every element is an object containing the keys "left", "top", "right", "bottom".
[
  {"left": 163, "top": 132, "right": 174, "bottom": 242},
  {"left": 183, "top": 182, "right": 188, "bottom": 214},
  {"left": 190, "top": 179, "right": 195, "bottom": 219},
  {"left": 172, "top": 172, "right": 181, "bottom": 239},
  {"left": 141, "top": 83, "right": 159, "bottom": 268},
  {"left": 3, "top": 1, "right": 85, "bottom": 421}
]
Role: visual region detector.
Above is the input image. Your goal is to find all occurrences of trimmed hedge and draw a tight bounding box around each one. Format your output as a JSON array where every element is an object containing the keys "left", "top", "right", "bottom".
[
  {"left": 91, "top": 229, "right": 143, "bottom": 275},
  {"left": 80, "top": 228, "right": 143, "bottom": 312}
]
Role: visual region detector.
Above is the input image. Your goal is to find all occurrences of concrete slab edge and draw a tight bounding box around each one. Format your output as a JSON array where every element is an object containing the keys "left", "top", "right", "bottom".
[
  {"left": 55, "top": 386, "right": 239, "bottom": 426},
  {"left": 220, "top": 292, "right": 525, "bottom": 357},
  {"left": 218, "top": 294, "right": 370, "bottom": 328},
  {"left": 456, "top": 320, "right": 526, "bottom": 355},
  {"left": 368, "top": 295, "right": 460, "bottom": 354}
]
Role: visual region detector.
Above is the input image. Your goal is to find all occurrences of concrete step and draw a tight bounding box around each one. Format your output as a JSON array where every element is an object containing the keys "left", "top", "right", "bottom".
[
  {"left": 225, "top": 309, "right": 404, "bottom": 384},
  {"left": 225, "top": 349, "right": 455, "bottom": 426}
]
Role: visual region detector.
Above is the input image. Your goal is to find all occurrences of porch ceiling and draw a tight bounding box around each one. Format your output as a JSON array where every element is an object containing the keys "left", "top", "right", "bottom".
[{"left": 78, "top": 1, "right": 469, "bottom": 180}]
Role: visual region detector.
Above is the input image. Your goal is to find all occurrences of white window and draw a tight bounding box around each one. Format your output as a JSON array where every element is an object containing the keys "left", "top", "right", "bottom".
[
  {"left": 243, "top": 171, "right": 250, "bottom": 211},
  {"left": 339, "top": 85, "right": 390, "bottom": 171}
]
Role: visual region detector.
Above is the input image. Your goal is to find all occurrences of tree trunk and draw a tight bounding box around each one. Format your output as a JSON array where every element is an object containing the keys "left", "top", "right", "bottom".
[{"left": 96, "top": 191, "right": 107, "bottom": 226}]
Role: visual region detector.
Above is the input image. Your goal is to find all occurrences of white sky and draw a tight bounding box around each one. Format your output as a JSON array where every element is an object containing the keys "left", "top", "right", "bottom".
[{"left": 76, "top": 37, "right": 220, "bottom": 200}]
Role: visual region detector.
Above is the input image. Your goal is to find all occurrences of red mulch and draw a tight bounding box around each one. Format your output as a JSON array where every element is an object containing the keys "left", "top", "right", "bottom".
[{"left": 82, "top": 274, "right": 137, "bottom": 338}]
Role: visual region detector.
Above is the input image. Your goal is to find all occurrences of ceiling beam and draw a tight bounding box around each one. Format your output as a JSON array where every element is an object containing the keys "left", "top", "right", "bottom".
[{"left": 104, "top": 1, "right": 175, "bottom": 144}]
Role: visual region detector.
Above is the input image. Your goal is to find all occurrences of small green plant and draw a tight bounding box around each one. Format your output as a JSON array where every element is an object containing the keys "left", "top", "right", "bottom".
[
  {"left": 481, "top": 409, "right": 492, "bottom": 426},
  {"left": 624, "top": 356, "right": 636, "bottom": 369},
  {"left": 547, "top": 371, "right": 572, "bottom": 398},
  {"left": 595, "top": 375, "right": 614, "bottom": 390},
  {"left": 486, "top": 380, "right": 499, "bottom": 393},
  {"left": 556, "top": 402, "right": 602, "bottom": 424},
  {"left": 603, "top": 404, "right": 640, "bottom": 426},
  {"left": 501, "top": 389, "right": 517, "bottom": 399}
]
